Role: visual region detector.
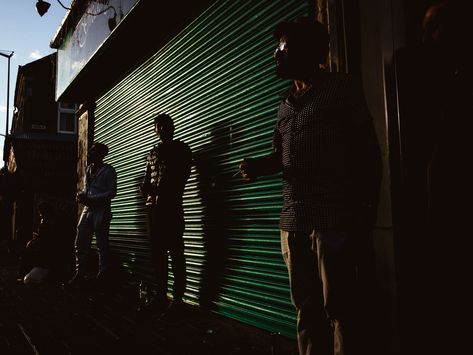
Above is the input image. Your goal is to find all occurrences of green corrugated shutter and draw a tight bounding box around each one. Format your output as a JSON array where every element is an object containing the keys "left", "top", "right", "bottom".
[{"left": 94, "top": 0, "right": 309, "bottom": 338}]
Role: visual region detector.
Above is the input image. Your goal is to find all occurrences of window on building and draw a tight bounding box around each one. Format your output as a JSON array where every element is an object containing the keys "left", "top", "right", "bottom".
[
  {"left": 25, "top": 77, "right": 33, "bottom": 97},
  {"left": 58, "top": 102, "right": 77, "bottom": 133}
]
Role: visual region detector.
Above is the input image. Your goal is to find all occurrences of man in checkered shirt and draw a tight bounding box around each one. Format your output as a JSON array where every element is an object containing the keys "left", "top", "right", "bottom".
[{"left": 239, "top": 17, "right": 382, "bottom": 355}]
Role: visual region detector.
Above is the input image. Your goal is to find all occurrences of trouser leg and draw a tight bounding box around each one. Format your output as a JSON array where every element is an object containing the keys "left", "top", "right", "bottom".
[
  {"left": 169, "top": 235, "right": 186, "bottom": 300},
  {"left": 93, "top": 208, "right": 112, "bottom": 274},
  {"left": 147, "top": 206, "right": 169, "bottom": 301},
  {"left": 151, "top": 244, "right": 169, "bottom": 300},
  {"left": 281, "top": 230, "right": 363, "bottom": 355},
  {"left": 75, "top": 211, "right": 93, "bottom": 275},
  {"left": 315, "top": 231, "right": 359, "bottom": 355},
  {"left": 19, "top": 244, "right": 36, "bottom": 277},
  {"left": 281, "top": 230, "right": 332, "bottom": 355}
]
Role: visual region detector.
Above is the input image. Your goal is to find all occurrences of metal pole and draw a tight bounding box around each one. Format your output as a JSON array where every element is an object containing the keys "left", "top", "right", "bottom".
[
  {"left": 0, "top": 50, "right": 14, "bottom": 166},
  {"left": 6, "top": 54, "right": 11, "bottom": 138}
]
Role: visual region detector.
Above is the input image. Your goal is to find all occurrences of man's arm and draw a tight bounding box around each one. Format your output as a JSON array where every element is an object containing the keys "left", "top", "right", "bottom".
[
  {"left": 139, "top": 153, "right": 154, "bottom": 197},
  {"left": 76, "top": 166, "right": 89, "bottom": 205},
  {"left": 239, "top": 127, "right": 282, "bottom": 181},
  {"left": 239, "top": 153, "right": 281, "bottom": 181}
]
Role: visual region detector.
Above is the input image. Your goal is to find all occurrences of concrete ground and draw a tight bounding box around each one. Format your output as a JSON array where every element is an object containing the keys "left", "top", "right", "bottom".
[{"left": 0, "top": 251, "right": 297, "bottom": 355}]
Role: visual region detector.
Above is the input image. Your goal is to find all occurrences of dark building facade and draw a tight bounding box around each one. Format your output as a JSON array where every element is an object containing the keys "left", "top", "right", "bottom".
[{"left": 5, "top": 53, "right": 77, "bottom": 278}]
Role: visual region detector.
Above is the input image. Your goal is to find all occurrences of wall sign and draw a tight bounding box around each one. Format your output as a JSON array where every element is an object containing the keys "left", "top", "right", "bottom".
[{"left": 56, "top": 0, "right": 138, "bottom": 100}]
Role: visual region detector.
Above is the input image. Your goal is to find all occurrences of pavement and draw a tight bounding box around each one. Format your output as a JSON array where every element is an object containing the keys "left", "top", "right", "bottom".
[{"left": 1, "top": 251, "right": 298, "bottom": 355}]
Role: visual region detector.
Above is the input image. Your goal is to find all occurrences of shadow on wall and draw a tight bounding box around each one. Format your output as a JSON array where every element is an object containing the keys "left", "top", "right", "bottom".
[{"left": 193, "top": 121, "right": 234, "bottom": 310}]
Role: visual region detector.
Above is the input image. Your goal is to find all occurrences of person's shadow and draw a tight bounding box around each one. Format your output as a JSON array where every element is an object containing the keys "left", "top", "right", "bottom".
[{"left": 193, "top": 122, "right": 233, "bottom": 310}]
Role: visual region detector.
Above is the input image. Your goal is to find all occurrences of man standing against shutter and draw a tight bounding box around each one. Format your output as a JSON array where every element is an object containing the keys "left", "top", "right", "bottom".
[
  {"left": 239, "top": 17, "right": 382, "bottom": 355},
  {"left": 68, "top": 142, "right": 117, "bottom": 288},
  {"left": 139, "top": 113, "right": 192, "bottom": 316}
]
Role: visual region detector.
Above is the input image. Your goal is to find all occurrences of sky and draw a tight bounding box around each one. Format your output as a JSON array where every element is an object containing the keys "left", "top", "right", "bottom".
[{"left": 0, "top": 0, "right": 72, "bottom": 157}]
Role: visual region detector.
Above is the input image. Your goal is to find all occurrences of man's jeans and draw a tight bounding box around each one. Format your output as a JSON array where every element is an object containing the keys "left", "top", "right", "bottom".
[
  {"left": 146, "top": 205, "right": 186, "bottom": 301},
  {"left": 281, "top": 230, "right": 371, "bottom": 355},
  {"left": 75, "top": 207, "right": 112, "bottom": 276}
]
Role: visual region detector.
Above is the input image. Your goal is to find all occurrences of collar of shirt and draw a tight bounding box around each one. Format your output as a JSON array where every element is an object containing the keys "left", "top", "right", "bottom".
[{"left": 279, "top": 69, "right": 329, "bottom": 104}]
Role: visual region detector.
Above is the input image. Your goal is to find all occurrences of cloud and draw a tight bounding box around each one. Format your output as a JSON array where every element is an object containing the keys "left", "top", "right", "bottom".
[
  {"left": 0, "top": 105, "right": 6, "bottom": 113},
  {"left": 29, "top": 50, "right": 42, "bottom": 60}
]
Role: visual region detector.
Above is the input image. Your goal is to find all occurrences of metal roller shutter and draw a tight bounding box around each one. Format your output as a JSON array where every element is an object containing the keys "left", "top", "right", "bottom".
[{"left": 94, "top": 0, "right": 309, "bottom": 337}]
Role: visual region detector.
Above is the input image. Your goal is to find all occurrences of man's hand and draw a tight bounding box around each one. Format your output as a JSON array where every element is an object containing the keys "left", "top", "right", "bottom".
[
  {"left": 238, "top": 158, "right": 258, "bottom": 182},
  {"left": 139, "top": 183, "right": 154, "bottom": 196},
  {"left": 76, "top": 191, "right": 90, "bottom": 206},
  {"left": 140, "top": 183, "right": 159, "bottom": 197}
]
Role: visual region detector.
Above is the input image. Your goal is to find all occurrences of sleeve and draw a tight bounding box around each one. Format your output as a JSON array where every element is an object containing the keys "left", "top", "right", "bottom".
[
  {"left": 140, "top": 152, "right": 154, "bottom": 197},
  {"left": 80, "top": 165, "right": 90, "bottom": 193}
]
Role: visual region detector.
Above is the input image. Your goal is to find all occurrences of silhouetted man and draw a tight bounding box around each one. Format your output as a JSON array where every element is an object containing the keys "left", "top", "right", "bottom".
[
  {"left": 68, "top": 142, "right": 117, "bottom": 287},
  {"left": 239, "top": 17, "right": 382, "bottom": 355},
  {"left": 140, "top": 113, "right": 192, "bottom": 316},
  {"left": 19, "top": 201, "right": 58, "bottom": 284},
  {"left": 398, "top": 2, "right": 473, "bottom": 354}
]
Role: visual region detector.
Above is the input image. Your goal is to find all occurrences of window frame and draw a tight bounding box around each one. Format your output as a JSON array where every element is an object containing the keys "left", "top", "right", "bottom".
[{"left": 57, "top": 102, "right": 77, "bottom": 134}]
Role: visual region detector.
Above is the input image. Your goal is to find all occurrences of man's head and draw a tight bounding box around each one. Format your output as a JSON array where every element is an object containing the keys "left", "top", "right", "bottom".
[
  {"left": 154, "top": 113, "right": 175, "bottom": 143},
  {"left": 87, "top": 142, "right": 109, "bottom": 164},
  {"left": 422, "top": 2, "right": 455, "bottom": 46},
  {"left": 422, "top": 1, "right": 473, "bottom": 69},
  {"left": 273, "top": 17, "right": 329, "bottom": 80}
]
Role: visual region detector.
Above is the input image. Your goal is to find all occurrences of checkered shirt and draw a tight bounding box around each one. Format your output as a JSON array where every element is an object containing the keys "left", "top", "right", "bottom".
[{"left": 269, "top": 71, "right": 381, "bottom": 231}]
